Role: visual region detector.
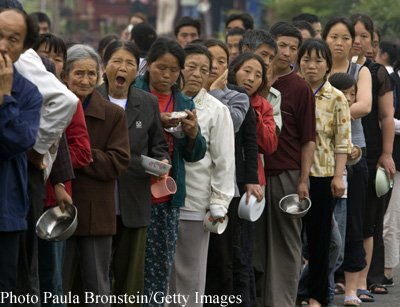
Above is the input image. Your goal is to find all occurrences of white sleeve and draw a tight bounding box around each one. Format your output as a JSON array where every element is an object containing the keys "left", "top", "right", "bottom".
[
  {"left": 209, "top": 102, "right": 235, "bottom": 209},
  {"left": 394, "top": 118, "right": 400, "bottom": 135},
  {"left": 15, "top": 49, "right": 78, "bottom": 154}
]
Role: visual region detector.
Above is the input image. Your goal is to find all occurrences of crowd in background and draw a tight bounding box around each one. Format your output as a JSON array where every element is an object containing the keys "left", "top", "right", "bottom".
[{"left": 2, "top": 0, "right": 400, "bottom": 307}]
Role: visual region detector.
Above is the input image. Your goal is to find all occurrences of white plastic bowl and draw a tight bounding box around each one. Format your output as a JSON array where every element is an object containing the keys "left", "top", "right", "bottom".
[
  {"left": 140, "top": 155, "right": 171, "bottom": 176},
  {"left": 238, "top": 192, "right": 265, "bottom": 222},
  {"left": 375, "top": 167, "right": 394, "bottom": 197}
]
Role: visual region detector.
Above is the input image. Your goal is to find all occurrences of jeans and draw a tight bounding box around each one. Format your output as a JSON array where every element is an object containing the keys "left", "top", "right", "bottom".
[{"left": 328, "top": 199, "right": 347, "bottom": 303}]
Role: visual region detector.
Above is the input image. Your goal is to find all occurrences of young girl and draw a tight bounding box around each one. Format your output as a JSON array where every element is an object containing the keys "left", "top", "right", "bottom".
[
  {"left": 134, "top": 37, "right": 206, "bottom": 306},
  {"left": 297, "top": 38, "right": 352, "bottom": 307},
  {"left": 228, "top": 52, "right": 278, "bottom": 186}
]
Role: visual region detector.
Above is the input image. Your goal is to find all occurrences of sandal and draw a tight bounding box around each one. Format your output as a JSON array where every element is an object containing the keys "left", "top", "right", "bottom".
[
  {"left": 334, "top": 283, "right": 345, "bottom": 295},
  {"left": 344, "top": 296, "right": 361, "bottom": 306},
  {"left": 368, "top": 283, "right": 388, "bottom": 294},
  {"left": 357, "top": 289, "right": 375, "bottom": 302}
]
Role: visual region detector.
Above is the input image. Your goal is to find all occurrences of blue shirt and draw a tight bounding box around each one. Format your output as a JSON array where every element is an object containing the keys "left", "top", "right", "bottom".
[{"left": 0, "top": 66, "right": 43, "bottom": 231}]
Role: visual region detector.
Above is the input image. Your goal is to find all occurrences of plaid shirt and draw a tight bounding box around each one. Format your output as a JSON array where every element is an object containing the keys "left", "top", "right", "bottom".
[{"left": 311, "top": 81, "right": 352, "bottom": 177}]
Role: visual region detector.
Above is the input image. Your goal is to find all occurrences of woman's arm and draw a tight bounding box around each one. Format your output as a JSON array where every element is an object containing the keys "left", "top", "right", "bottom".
[
  {"left": 255, "top": 98, "right": 278, "bottom": 156},
  {"left": 377, "top": 90, "right": 396, "bottom": 180},
  {"left": 350, "top": 66, "right": 372, "bottom": 119}
]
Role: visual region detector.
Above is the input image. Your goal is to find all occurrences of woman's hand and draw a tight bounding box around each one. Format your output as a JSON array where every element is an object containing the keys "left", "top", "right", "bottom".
[
  {"left": 161, "top": 112, "right": 180, "bottom": 128},
  {"left": 153, "top": 159, "right": 170, "bottom": 180},
  {"left": 331, "top": 176, "right": 345, "bottom": 198},
  {"left": 348, "top": 146, "right": 361, "bottom": 160},
  {"left": 181, "top": 109, "right": 199, "bottom": 140},
  {"left": 244, "top": 184, "right": 264, "bottom": 203},
  {"left": 377, "top": 153, "right": 396, "bottom": 181},
  {"left": 210, "top": 69, "right": 228, "bottom": 91}
]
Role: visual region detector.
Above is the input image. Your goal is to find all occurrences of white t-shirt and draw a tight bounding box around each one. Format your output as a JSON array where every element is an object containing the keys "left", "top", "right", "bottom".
[{"left": 109, "top": 96, "right": 127, "bottom": 110}]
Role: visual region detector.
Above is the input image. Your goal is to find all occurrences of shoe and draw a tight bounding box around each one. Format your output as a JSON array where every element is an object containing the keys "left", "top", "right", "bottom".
[
  {"left": 357, "top": 289, "right": 375, "bottom": 302},
  {"left": 382, "top": 276, "right": 394, "bottom": 287},
  {"left": 334, "top": 283, "right": 345, "bottom": 295},
  {"left": 344, "top": 296, "right": 361, "bottom": 306},
  {"left": 295, "top": 298, "right": 309, "bottom": 306},
  {"left": 368, "top": 283, "right": 388, "bottom": 294},
  {"left": 295, "top": 299, "right": 308, "bottom": 307}
]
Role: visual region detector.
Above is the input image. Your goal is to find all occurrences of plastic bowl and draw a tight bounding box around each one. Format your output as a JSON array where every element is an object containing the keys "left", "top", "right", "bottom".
[
  {"left": 36, "top": 204, "right": 78, "bottom": 241},
  {"left": 279, "top": 194, "right": 311, "bottom": 219},
  {"left": 238, "top": 192, "right": 265, "bottom": 222},
  {"left": 375, "top": 167, "right": 394, "bottom": 197},
  {"left": 141, "top": 155, "right": 171, "bottom": 176}
]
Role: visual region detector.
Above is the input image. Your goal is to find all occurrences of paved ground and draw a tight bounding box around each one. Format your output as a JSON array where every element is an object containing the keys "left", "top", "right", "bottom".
[{"left": 333, "top": 264, "right": 400, "bottom": 306}]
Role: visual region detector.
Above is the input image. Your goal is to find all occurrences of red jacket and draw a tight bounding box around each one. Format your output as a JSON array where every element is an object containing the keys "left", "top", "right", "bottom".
[
  {"left": 251, "top": 93, "right": 278, "bottom": 186},
  {"left": 45, "top": 102, "right": 92, "bottom": 207}
]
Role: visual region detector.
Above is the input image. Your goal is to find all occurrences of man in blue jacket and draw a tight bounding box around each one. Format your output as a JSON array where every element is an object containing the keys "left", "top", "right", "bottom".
[{"left": 0, "top": 8, "right": 43, "bottom": 306}]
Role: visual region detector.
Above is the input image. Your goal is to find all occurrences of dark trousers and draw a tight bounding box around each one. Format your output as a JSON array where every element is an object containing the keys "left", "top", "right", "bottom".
[
  {"left": 0, "top": 231, "right": 21, "bottom": 307},
  {"left": 342, "top": 158, "right": 368, "bottom": 272},
  {"left": 205, "top": 197, "right": 239, "bottom": 303},
  {"left": 38, "top": 237, "right": 66, "bottom": 307},
  {"left": 303, "top": 177, "right": 334, "bottom": 306},
  {"left": 15, "top": 163, "right": 44, "bottom": 306},
  {"left": 233, "top": 218, "right": 256, "bottom": 307},
  {"left": 367, "top": 177, "right": 392, "bottom": 286}
]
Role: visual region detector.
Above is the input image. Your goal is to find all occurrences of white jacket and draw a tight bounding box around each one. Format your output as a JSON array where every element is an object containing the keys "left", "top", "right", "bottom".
[
  {"left": 183, "top": 88, "right": 235, "bottom": 215},
  {"left": 15, "top": 49, "right": 78, "bottom": 179}
]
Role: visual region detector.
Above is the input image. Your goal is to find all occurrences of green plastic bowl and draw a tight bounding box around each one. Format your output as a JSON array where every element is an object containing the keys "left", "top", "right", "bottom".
[{"left": 375, "top": 167, "right": 394, "bottom": 197}]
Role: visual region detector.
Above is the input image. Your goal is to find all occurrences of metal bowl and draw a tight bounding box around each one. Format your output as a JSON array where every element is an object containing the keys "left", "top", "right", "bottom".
[
  {"left": 279, "top": 194, "right": 311, "bottom": 219},
  {"left": 36, "top": 203, "right": 78, "bottom": 241}
]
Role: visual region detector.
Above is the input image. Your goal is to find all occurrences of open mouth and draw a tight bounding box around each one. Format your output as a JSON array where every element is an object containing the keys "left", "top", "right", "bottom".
[{"left": 116, "top": 76, "right": 126, "bottom": 86}]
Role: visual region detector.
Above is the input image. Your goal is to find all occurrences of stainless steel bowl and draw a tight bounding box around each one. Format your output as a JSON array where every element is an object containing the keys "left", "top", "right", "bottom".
[
  {"left": 36, "top": 203, "right": 78, "bottom": 241},
  {"left": 279, "top": 194, "right": 311, "bottom": 219}
]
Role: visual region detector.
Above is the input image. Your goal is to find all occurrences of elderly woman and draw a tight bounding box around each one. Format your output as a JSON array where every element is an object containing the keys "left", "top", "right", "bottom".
[
  {"left": 96, "top": 40, "right": 170, "bottom": 300},
  {"left": 61, "top": 44, "right": 130, "bottom": 303}
]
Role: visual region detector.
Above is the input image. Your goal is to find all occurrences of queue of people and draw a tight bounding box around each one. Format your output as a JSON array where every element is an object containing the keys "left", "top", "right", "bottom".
[{"left": 1, "top": 1, "right": 400, "bottom": 307}]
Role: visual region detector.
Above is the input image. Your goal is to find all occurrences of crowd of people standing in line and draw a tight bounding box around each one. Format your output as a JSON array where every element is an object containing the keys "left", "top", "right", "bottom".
[{"left": 1, "top": 0, "right": 400, "bottom": 307}]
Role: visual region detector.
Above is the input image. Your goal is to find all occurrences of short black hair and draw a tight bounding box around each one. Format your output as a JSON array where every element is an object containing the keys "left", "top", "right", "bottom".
[
  {"left": 329, "top": 72, "right": 357, "bottom": 94},
  {"left": 32, "top": 33, "right": 67, "bottom": 68},
  {"left": 292, "top": 20, "right": 316, "bottom": 38},
  {"left": 226, "top": 27, "right": 246, "bottom": 42},
  {"left": 184, "top": 43, "right": 212, "bottom": 72},
  {"left": 240, "top": 29, "right": 277, "bottom": 55},
  {"left": 379, "top": 41, "right": 399, "bottom": 67},
  {"left": 292, "top": 13, "right": 321, "bottom": 24},
  {"left": 203, "top": 39, "right": 229, "bottom": 63},
  {"left": 297, "top": 38, "right": 332, "bottom": 78},
  {"left": 228, "top": 52, "right": 266, "bottom": 94},
  {"left": 103, "top": 40, "right": 140, "bottom": 68},
  {"left": 322, "top": 16, "right": 355, "bottom": 42},
  {"left": 174, "top": 16, "right": 202, "bottom": 37},
  {"left": 97, "top": 34, "right": 120, "bottom": 59},
  {"left": 225, "top": 12, "right": 254, "bottom": 30},
  {"left": 269, "top": 21, "right": 302, "bottom": 48},
  {"left": 30, "top": 11, "right": 51, "bottom": 29},
  {"left": 131, "top": 22, "right": 157, "bottom": 54},
  {"left": 374, "top": 29, "right": 382, "bottom": 44}
]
